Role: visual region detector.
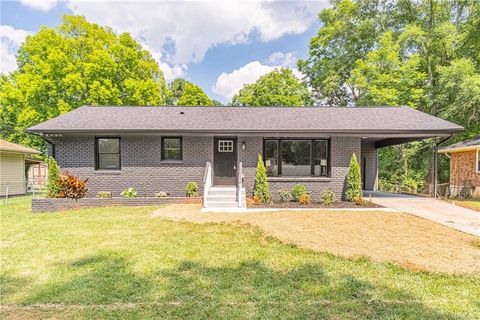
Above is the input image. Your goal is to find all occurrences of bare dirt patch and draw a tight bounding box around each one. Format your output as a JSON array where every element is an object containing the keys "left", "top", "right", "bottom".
[{"left": 152, "top": 204, "right": 480, "bottom": 274}]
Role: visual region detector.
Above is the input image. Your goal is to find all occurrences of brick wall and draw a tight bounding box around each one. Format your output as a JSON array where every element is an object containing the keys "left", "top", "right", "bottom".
[
  {"left": 54, "top": 135, "right": 213, "bottom": 197},
  {"left": 239, "top": 136, "right": 362, "bottom": 200},
  {"left": 53, "top": 135, "right": 365, "bottom": 200},
  {"left": 32, "top": 197, "right": 201, "bottom": 213},
  {"left": 450, "top": 150, "right": 480, "bottom": 188}
]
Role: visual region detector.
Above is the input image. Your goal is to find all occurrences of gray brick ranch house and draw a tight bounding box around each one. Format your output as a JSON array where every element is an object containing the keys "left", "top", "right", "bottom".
[{"left": 28, "top": 105, "right": 462, "bottom": 208}]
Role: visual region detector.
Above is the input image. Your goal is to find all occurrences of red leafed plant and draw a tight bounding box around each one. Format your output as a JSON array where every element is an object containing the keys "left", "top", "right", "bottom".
[{"left": 58, "top": 173, "right": 89, "bottom": 201}]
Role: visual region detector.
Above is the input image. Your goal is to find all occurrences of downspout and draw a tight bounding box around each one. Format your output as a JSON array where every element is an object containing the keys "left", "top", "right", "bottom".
[
  {"left": 432, "top": 135, "right": 452, "bottom": 198},
  {"left": 29, "top": 132, "right": 55, "bottom": 158}
]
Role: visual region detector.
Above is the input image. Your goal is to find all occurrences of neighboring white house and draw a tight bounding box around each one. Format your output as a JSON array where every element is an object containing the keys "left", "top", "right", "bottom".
[{"left": 0, "top": 140, "right": 41, "bottom": 196}]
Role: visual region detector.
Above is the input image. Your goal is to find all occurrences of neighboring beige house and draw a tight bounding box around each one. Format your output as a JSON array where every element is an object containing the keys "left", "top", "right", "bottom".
[
  {"left": 439, "top": 136, "right": 480, "bottom": 198},
  {"left": 0, "top": 140, "right": 41, "bottom": 196}
]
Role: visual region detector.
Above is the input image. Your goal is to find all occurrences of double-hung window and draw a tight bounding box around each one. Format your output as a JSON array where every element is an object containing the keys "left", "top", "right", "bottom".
[
  {"left": 95, "top": 137, "right": 121, "bottom": 170},
  {"left": 162, "top": 137, "right": 182, "bottom": 161},
  {"left": 264, "top": 139, "right": 329, "bottom": 177}
]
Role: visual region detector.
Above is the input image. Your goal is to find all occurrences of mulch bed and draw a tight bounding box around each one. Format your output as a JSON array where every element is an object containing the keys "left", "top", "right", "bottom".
[{"left": 249, "top": 201, "right": 382, "bottom": 209}]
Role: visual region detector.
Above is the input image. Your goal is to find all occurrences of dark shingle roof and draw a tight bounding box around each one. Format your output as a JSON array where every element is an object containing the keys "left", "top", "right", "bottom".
[
  {"left": 439, "top": 136, "right": 480, "bottom": 153},
  {"left": 27, "top": 105, "right": 463, "bottom": 135}
]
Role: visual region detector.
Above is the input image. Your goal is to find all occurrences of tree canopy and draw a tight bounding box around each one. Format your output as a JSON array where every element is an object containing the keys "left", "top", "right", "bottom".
[
  {"left": 167, "top": 78, "right": 214, "bottom": 106},
  {"left": 0, "top": 15, "right": 169, "bottom": 150},
  {"left": 231, "top": 68, "right": 311, "bottom": 106},
  {"left": 299, "top": 0, "right": 480, "bottom": 188}
]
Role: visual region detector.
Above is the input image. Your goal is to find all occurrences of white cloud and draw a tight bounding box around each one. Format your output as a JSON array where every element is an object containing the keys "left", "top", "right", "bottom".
[
  {"left": 212, "top": 61, "right": 275, "bottom": 99},
  {"left": 268, "top": 51, "right": 297, "bottom": 68},
  {"left": 66, "top": 0, "right": 329, "bottom": 65},
  {"left": 0, "top": 25, "right": 33, "bottom": 74},
  {"left": 19, "top": 0, "right": 58, "bottom": 12},
  {"left": 212, "top": 51, "right": 305, "bottom": 100}
]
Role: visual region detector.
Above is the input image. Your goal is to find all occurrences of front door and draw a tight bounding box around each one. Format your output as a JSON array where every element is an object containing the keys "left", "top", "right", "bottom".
[{"left": 214, "top": 137, "right": 237, "bottom": 185}]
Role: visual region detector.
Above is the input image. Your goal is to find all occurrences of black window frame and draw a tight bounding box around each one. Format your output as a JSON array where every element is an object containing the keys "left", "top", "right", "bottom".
[
  {"left": 263, "top": 138, "right": 331, "bottom": 177},
  {"left": 95, "top": 137, "right": 121, "bottom": 170},
  {"left": 161, "top": 136, "right": 183, "bottom": 161}
]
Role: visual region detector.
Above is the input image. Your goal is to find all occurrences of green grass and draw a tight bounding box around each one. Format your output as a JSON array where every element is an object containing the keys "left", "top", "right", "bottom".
[
  {"left": 444, "top": 199, "right": 480, "bottom": 212},
  {"left": 1, "top": 196, "right": 479, "bottom": 319}
]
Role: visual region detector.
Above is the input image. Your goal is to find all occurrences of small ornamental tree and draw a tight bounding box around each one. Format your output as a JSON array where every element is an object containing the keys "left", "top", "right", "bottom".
[
  {"left": 345, "top": 153, "right": 363, "bottom": 201},
  {"left": 46, "top": 157, "right": 61, "bottom": 198},
  {"left": 254, "top": 154, "right": 271, "bottom": 203}
]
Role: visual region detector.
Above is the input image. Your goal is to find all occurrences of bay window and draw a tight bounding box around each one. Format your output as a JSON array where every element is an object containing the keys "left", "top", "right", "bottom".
[{"left": 264, "top": 139, "right": 329, "bottom": 177}]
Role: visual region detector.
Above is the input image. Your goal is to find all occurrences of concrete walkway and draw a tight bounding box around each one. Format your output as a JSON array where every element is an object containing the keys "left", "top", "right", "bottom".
[{"left": 364, "top": 191, "right": 480, "bottom": 237}]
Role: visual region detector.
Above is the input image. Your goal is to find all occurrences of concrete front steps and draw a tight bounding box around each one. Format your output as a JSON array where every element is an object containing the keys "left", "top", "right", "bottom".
[{"left": 206, "top": 186, "right": 246, "bottom": 209}]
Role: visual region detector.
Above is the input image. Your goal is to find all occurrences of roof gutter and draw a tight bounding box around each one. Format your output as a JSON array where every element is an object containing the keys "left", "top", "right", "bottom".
[{"left": 26, "top": 128, "right": 465, "bottom": 136}]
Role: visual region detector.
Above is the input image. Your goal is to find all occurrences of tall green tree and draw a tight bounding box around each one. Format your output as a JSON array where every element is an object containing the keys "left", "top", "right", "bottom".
[
  {"left": 231, "top": 68, "right": 311, "bottom": 106},
  {"left": 350, "top": 31, "right": 426, "bottom": 107},
  {"left": 300, "top": 0, "right": 480, "bottom": 187},
  {"left": 298, "top": 0, "right": 395, "bottom": 105},
  {"left": 166, "top": 78, "right": 213, "bottom": 106},
  {"left": 176, "top": 82, "right": 213, "bottom": 106},
  {"left": 0, "top": 15, "right": 169, "bottom": 150}
]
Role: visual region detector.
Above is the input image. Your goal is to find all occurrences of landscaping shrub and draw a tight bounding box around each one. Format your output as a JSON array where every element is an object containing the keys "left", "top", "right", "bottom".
[
  {"left": 58, "top": 173, "right": 88, "bottom": 201},
  {"left": 121, "top": 188, "right": 137, "bottom": 198},
  {"left": 345, "top": 153, "right": 362, "bottom": 201},
  {"left": 246, "top": 197, "right": 255, "bottom": 207},
  {"left": 320, "top": 189, "right": 336, "bottom": 206},
  {"left": 299, "top": 193, "right": 311, "bottom": 205},
  {"left": 46, "top": 157, "right": 61, "bottom": 198},
  {"left": 291, "top": 184, "right": 307, "bottom": 201},
  {"left": 96, "top": 191, "right": 112, "bottom": 198},
  {"left": 254, "top": 154, "right": 271, "bottom": 203},
  {"left": 185, "top": 182, "right": 199, "bottom": 197},
  {"left": 354, "top": 194, "right": 375, "bottom": 207},
  {"left": 252, "top": 195, "right": 262, "bottom": 204},
  {"left": 155, "top": 191, "right": 168, "bottom": 198},
  {"left": 278, "top": 189, "right": 291, "bottom": 203}
]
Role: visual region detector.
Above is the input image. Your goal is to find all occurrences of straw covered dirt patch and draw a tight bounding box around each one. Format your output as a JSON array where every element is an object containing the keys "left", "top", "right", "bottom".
[{"left": 152, "top": 204, "right": 480, "bottom": 274}]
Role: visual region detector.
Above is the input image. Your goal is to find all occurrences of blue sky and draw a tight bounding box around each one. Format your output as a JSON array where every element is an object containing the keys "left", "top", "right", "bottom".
[{"left": 1, "top": 1, "right": 329, "bottom": 103}]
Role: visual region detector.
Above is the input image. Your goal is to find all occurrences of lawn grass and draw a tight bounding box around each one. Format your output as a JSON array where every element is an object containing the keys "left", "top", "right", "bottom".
[
  {"left": 456, "top": 200, "right": 480, "bottom": 212},
  {"left": 443, "top": 198, "right": 480, "bottom": 212},
  {"left": 1, "top": 196, "right": 479, "bottom": 319}
]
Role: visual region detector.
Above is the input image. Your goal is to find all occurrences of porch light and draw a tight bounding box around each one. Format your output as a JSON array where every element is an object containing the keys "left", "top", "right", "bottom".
[{"left": 242, "top": 142, "right": 246, "bottom": 151}]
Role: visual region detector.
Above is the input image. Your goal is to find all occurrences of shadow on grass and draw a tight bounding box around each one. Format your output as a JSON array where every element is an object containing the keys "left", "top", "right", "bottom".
[{"left": 2, "top": 254, "right": 461, "bottom": 319}]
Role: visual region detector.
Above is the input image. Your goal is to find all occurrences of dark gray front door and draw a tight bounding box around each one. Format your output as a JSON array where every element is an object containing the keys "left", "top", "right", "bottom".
[{"left": 214, "top": 137, "right": 237, "bottom": 185}]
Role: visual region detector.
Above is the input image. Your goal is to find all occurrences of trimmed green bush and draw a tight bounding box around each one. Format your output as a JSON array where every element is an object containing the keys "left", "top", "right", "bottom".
[
  {"left": 254, "top": 154, "right": 271, "bottom": 203},
  {"left": 345, "top": 153, "right": 363, "bottom": 201},
  {"left": 121, "top": 188, "right": 137, "bottom": 198},
  {"left": 278, "top": 189, "right": 291, "bottom": 203},
  {"left": 291, "top": 184, "right": 307, "bottom": 202},
  {"left": 185, "top": 182, "right": 199, "bottom": 197},
  {"left": 320, "top": 189, "right": 336, "bottom": 206},
  {"left": 46, "top": 157, "right": 61, "bottom": 198}
]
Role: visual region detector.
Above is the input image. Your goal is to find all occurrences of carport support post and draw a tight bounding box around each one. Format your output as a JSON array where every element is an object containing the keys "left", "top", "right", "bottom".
[{"left": 432, "top": 138, "right": 438, "bottom": 198}]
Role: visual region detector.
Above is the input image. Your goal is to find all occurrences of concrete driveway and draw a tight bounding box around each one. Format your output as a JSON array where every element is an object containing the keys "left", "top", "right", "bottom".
[{"left": 365, "top": 191, "right": 480, "bottom": 237}]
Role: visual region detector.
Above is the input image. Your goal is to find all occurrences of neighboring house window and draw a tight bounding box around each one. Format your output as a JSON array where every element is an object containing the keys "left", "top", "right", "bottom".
[
  {"left": 264, "top": 139, "right": 329, "bottom": 177},
  {"left": 162, "top": 137, "right": 182, "bottom": 161},
  {"left": 477, "top": 149, "right": 480, "bottom": 173},
  {"left": 95, "top": 137, "right": 120, "bottom": 170}
]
